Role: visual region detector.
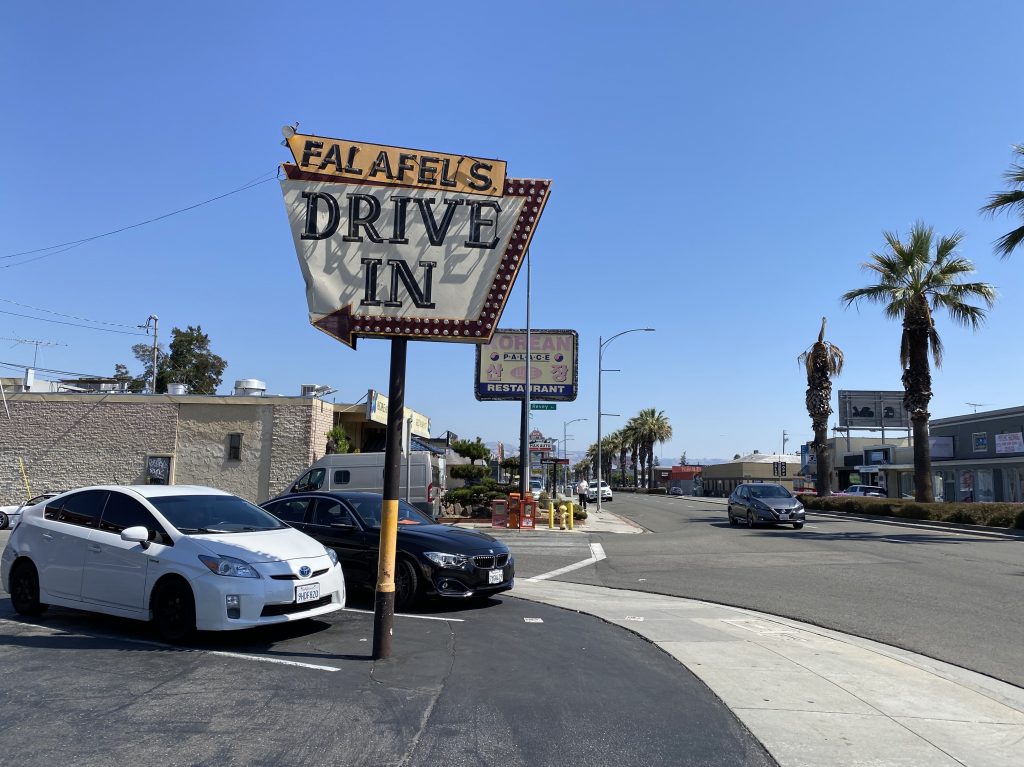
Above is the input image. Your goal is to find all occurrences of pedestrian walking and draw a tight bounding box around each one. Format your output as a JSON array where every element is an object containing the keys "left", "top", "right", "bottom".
[{"left": 576, "top": 478, "right": 589, "bottom": 511}]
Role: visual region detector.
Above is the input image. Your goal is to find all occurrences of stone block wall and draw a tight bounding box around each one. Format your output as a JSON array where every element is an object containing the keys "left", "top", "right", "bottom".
[{"left": 0, "top": 395, "right": 178, "bottom": 505}]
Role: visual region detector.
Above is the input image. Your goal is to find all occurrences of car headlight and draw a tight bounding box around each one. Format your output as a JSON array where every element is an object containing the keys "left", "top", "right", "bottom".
[
  {"left": 198, "top": 554, "right": 261, "bottom": 578},
  {"left": 424, "top": 551, "right": 469, "bottom": 569},
  {"left": 325, "top": 546, "right": 339, "bottom": 566}
]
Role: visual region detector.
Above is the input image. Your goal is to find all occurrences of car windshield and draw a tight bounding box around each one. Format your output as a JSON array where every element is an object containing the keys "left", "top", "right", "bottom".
[
  {"left": 749, "top": 485, "right": 792, "bottom": 499},
  {"left": 345, "top": 496, "right": 434, "bottom": 528},
  {"left": 149, "top": 494, "right": 287, "bottom": 534}
]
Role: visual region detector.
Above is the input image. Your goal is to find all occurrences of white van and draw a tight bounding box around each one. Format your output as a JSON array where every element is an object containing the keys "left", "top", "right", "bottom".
[{"left": 285, "top": 452, "right": 446, "bottom": 517}]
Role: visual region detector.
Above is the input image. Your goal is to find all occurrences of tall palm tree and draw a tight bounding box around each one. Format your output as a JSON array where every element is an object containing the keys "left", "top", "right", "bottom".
[
  {"left": 624, "top": 417, "right": 641, "bottom": 487},
  {"left": 632, "top": 408, "right": 673, "bottom": 488},
  {"left": 842, "top": 223, "right": 996, "bottom": 502},
  {"left": 979, "top": 144, "right": 1024, "bottom": 259},
  {"left": 797, "top": 317, "right": 844, "bottom": 497},
  {"left": 615, "top": 428, "right": 630, "bottom": 486}
]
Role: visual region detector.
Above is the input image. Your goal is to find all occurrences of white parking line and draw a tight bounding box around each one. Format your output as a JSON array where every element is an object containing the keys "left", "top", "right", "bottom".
[
  {"left": 525, "top": 542, "right": 606, "bottom": 582},
  {"left": 0, "top": 617, "right": 342, "bottom": 671},
  {"left": 341, "top": 608, "right": 464, "bottom": 622}
]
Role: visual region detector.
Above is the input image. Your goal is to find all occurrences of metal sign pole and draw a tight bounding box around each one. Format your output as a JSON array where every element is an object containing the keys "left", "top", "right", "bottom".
[{"left": 373, "top": 338, "right": 407, "bottom": 660}]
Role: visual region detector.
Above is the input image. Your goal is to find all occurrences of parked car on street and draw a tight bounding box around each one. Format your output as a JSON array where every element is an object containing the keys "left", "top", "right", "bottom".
[
  {"left": 841, "top": 485, "right": 886, "bottom": 497},
  {"left": 587, "top": 480, "right": 613, "bottom": 502},
  {"left": 1, "top": 485, "right": 345, "bottom": 642},
  {"left": 727, "top": 483, "right": 805, "bottom": 529},
  {"left": 668, "top": 487, "right": 684, "bottom": 496},
  {"left": 0, "top": 492, "right": 61, "bottom": 530},
  {"left": 530, "top": 478, "right": 544, "bottom": 500},
  {"left": 261, "top": 491, "right": 514, "bottom": 611}
]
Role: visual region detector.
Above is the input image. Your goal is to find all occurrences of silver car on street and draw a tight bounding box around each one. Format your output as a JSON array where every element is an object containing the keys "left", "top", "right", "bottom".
[{"left": 727, "top": 483, "right": 805, "bottom": 530}]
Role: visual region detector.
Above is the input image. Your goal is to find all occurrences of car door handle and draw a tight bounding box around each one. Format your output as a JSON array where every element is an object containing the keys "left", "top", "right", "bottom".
[
  {"left": 88, "top": 544, "right": 102, "bottom": 553},
  {"left": 41, "top": 533, "right": 54, "bottom": 541}
]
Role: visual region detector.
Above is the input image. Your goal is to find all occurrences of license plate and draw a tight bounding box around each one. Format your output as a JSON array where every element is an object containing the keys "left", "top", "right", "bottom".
[
  {"left": 488, "top": 569, "right": 503, "bottom": 585},
  {"left": 295, "top": 583, "right": 320, "bottom": 604},
  {"left": 780, "top": 513, "right": 789, "bottom": 520}
]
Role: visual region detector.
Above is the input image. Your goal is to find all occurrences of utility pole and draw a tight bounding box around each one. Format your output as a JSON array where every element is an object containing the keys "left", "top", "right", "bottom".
[
  {"left": 782, "top": 429, "right": 789, "bottom": 456},
  {"left": 141, "top": 315, "right": 159, "bottom": 393}
]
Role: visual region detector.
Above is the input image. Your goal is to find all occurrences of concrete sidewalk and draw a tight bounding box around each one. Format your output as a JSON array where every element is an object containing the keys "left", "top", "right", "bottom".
[
  {"left": 513, "top": 578, "right": 1024, "bottom": 767},
  {"left": 461, "top": 496, "right": 1024, "bottom": 764}
]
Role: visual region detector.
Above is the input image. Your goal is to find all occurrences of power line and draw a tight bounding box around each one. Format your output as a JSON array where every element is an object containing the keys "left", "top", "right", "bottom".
[
  {"left": 0, "top": 307, "right": 147, "bottom": 335},
  {"left": 0, "top": 360, "right": 108, "bottom": 378},
  {"left": 0, "top": 297, "right": 141, "bottom": 329},
  {"left": 2, "top": 168, "right": 280, "bottom": 262}
]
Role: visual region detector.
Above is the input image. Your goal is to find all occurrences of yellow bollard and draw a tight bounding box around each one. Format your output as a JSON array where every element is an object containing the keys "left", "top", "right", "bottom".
[
  {"left": 548, "top": 500, "right": 555, "bottom": 529},
  {"left": 567, "top": 500, "right": 575, "bottom": 530}
]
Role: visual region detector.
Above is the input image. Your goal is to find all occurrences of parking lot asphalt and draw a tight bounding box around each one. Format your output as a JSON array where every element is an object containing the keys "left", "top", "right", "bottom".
[
  {"left": 0, "top": 573, "right": 772, "bottom": 767},
  {"left": 5, "top": 501, "right": 1023, "bottom": 767}
]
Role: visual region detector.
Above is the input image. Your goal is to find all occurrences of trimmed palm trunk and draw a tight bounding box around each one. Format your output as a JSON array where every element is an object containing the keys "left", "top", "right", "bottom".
[{"left": 903, "top": 295, "right": 934, "bottom": 502}]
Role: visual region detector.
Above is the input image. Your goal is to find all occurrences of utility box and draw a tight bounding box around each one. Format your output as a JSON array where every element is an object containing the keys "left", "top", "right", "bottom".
[
  {"left": 520, "top": 497, "right": 536, "bottom": 530},
  {"left": 507, "top": 493, "right": 521, "bottom": 529},
  {"left": 491, "top": 498, "right": 508, "bottom": 528}
]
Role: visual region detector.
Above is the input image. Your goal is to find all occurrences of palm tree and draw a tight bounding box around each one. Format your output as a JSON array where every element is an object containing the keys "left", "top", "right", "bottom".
[
  {"left": 842, "top": 223, "right": 995, "bottom": 502},
  {"left": 797, "top": 318, "right": 844, "bottom": 497},
  {"left": 632, "top": 408, "right": 673, "bottom": 488},
  {"left": 979, "top": 144, "right": 1024, "bottom": 259},
  {"left": 624, "top": 418, "right": 642, "bottom": 487}
]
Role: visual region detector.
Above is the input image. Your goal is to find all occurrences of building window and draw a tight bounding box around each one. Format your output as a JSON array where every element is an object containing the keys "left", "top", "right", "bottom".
[{"left": 228, "top": 433, "right": 242, "bottom": 461}]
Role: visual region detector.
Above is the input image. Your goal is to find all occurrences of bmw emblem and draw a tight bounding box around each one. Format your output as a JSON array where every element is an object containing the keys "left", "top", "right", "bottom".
[{"left": 299, "top": 565, "right": 312, "bottom": 578}]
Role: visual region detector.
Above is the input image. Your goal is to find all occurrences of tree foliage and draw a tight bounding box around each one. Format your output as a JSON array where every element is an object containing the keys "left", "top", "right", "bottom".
[
  {"left": 979, "top": 144, "right": 1024, "bottom": 259},
  {"left": 842, "top": 223, "right": 995, "bottom": 501},
  {"left": 797, "top": 317, "right": 844, "bottom": 496},
  {"left": 123, "top": 325, "right": 226, "bottom": 394},
  {"left": 451, "top": 437, "right": 491, "bottom": 465}
]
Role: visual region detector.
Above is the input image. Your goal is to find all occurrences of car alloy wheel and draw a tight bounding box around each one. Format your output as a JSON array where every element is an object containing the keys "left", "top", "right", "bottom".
[
  {"left": 10, "top": 560, "right": 48, "bottom": 617},
  {"left": 153, "top": 578, "right": 196, "bottom": 644},
  {"left": 728, "top": 508, "right": 738, "bottom": 525},
  {"left": 0, "top": 510, "right": 8, "bottom": 530},
  {"left": 394, "top": 558, "right": 420, "bottom": 612},
  {"left": 747, "top": 511, "right": 755, "bottom": 528}
]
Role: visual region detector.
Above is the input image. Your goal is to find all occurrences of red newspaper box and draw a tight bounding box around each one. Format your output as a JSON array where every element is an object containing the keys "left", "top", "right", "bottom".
[
  {"left": 506, "top": 493, "right": 521, "bottom": 529},
  {"left": 520, "top": 497, "right": 536, "bottom": 530}
]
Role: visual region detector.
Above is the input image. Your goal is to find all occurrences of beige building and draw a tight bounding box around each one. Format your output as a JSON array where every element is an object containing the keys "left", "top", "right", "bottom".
[
  {"left": 700, "top": 453, "right": 802, "bottom": 497},
  {"left": 0, "top": 391, "right": 334, "bottom": 505}
]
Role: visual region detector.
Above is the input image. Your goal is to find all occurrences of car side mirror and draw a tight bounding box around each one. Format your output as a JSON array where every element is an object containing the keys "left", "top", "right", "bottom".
[{"left": 121, "top": 525, "right": 151, "bottom": 549}]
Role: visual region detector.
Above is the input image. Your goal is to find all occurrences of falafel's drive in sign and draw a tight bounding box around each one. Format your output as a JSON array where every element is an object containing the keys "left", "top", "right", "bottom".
[
  {"left": 475, "top": 329, "right": 578, "bottom": 401},
  {"left": 279, "top": 131, "right": 551, "bottom": 349}
]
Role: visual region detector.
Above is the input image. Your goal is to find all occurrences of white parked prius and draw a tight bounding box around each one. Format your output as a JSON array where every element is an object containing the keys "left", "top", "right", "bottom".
[{"left": 1, "top": 485, "right": 345, "bottom": 642}]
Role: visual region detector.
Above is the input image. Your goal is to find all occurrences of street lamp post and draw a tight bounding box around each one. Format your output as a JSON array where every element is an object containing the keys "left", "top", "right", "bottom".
[
  {"left": 563, "top": 417, "right": 587, "bottom": 494},
  {"left": 596, "top": 328, "right": 654, "bottom": 513}
]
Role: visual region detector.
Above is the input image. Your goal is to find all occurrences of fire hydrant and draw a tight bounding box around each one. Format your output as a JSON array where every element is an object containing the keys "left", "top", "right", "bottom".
[{"left": 558, "top": 504, "right": 568, "bottom": 530}]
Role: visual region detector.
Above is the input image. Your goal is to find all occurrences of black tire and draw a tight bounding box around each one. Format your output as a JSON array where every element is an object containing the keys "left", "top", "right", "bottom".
[
  {"left": 10, "top": 559, "right": 48, "bottom": 617},
  {"left": 793, "top": 522, "right": 804, "bottom": 530},
  {"left": 394, "top": 558, "right": 420, "bottom": 612},
  {"left": 152, "top": 578, "right": 196, "bottom": 643},
  {"left": 0, "top": 511, "right": 8, "bottom": 530},
  {"left": 728, "top": 509, "right": 738, "bottom": 525},
  {"left": 746, "top": 512, "right": 756, "bottom": 529}
]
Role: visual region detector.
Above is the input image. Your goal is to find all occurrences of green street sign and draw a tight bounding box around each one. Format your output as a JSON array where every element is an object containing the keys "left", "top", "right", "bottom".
[{"left": 530, "top": 403, "right": 556, "bottom": 410}]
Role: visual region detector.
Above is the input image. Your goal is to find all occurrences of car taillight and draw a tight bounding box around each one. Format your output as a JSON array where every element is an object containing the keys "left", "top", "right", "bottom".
[{"left": 428, "top": 482, "right": 434, "bottom": 502}]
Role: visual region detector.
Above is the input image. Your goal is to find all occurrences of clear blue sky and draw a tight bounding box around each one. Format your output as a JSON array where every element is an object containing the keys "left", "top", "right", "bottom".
[{"left": 3, "top": 1, "right": 1022, "bottom": 464}]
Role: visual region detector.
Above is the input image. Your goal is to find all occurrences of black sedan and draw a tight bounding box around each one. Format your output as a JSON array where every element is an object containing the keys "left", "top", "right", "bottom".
[
  {"left": 727, "top": 483, "right": 805, "bottom": 529},
  {"left": 261, "top": 491, "right": 514, "bottom": 611}
]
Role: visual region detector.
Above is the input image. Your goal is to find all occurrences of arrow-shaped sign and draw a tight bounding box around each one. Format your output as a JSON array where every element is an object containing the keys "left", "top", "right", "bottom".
[{"left": 280, "top": 153, "right": 551, "bottom": 349}]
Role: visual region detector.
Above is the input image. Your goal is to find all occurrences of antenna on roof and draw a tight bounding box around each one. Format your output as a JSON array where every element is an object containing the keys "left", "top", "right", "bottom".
[{"left": 965, "top": 402, "right": 992, "bottom": 414}]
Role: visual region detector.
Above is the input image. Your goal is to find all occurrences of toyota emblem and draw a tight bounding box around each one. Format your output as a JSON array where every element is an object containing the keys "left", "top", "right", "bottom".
[{"left": 299, "top": 565, "right": 312, "bottom": 578}]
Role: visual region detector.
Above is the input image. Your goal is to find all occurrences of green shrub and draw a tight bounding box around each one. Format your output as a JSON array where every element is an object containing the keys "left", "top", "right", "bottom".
[
  {"left": 943, "top": 508, "right": 978, "bottom": 525},
  {"left": 894, "top": 503, "right": 931, "bottom": 520}
]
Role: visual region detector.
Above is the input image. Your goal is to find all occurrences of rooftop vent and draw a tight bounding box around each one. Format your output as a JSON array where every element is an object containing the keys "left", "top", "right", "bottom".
[{"left": 234, "top": 379, "right": 267, "bottom": 396}]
